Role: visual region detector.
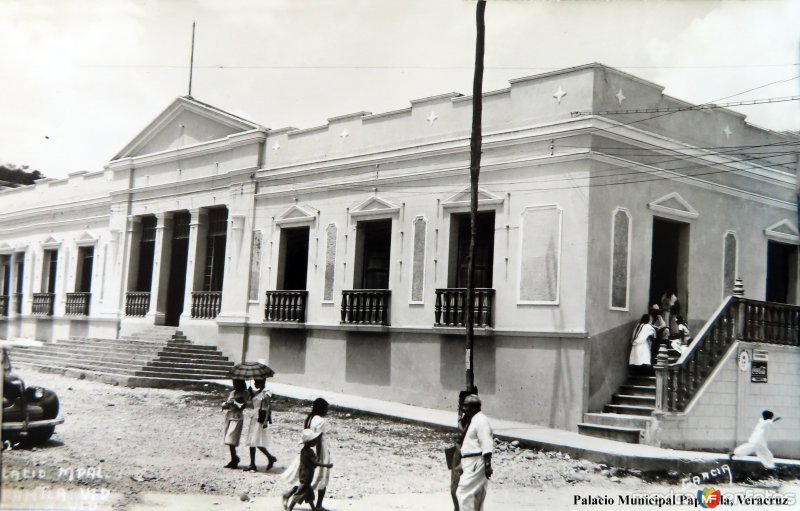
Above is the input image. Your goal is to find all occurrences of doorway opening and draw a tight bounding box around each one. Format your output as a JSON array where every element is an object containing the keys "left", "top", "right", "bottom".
[
  {"left": 353, "top": 219, "right": 392, "bottom": 289},
  {"left": 278, "top": 226, "right": 310, "bottom": 290},
  {"left": 165, "top": 212, "right": 190, "bottom": 326},
  {"left": 649, "top": 217, "right": 690, "bottom": 314},
  {"left": 75, "top": 246, "right": 94, "bottom": 293},
  {"left": 766, "top": 240, "right": 798, "bottom": 304},
  {"left": 448, "top": 211, "right": 495, "bottom": 288}
]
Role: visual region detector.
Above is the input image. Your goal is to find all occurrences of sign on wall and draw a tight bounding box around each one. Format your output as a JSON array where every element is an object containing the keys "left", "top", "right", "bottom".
[{"left": 750, "top": 350, "right": 768, "bottom": 383}]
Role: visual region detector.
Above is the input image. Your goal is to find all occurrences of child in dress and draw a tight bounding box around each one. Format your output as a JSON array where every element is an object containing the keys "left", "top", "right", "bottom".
[
  {"left": 287, "top": 429, "right": 333, "bottom": 511},
  {"left": 244, "top": 378, "right": 278, "bottom": 472},
  {"left": 222, "top": 379, "right": 250, "bottom": 469}
]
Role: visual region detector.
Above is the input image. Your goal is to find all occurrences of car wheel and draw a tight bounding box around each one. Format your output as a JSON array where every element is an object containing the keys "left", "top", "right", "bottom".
[{"left": 25, "top": 426, "right": 55, "bottom": 445}]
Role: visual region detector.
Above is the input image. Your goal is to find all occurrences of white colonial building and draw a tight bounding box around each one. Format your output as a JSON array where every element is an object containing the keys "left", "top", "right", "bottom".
[{"left": 1, "top": 64, "right": 798, "bottom": 456}]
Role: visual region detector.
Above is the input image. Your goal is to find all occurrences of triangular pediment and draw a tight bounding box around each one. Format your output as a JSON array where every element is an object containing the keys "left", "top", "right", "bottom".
[
  {"left": 765, "top": 219, "right": 799, "bottom": 244},
  {"left": 350, "top": 195, "right": 400, "bottom": 218},
  {"left": 0, "top": 241, "right": 12, "bottom": 254},
  {"left": 41, "top": 235, "right": 62, "bottom": 248},
  {"left": 648, "top": 192, "right": 698, "bottom": 220},
  {"left": 275, "top": 203, "right": 318, "bottom": 226},
  {"left": 442, "top": 187, "right": 503, "bottom": 209},
  {"left": 75, "top": 230, "right": 99, "bottom": 246},
  {"left": 113, "top": 96, "right": 263, "bottom": 159}
]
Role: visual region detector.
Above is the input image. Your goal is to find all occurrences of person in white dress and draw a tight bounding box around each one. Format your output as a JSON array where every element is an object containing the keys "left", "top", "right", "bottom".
[
  {"left": 456, "top": 394, "right": 494, "bottom": 511},
  {"left": 282, "top": 398, "right": 332, "bottom": 511},
  {"left": 729, "top": 410, "right": 780, "bottom": 470},
  {"left": 629, "top": 314, "right": 656, "bottom": 368},
  {"left": 244, "top": 378, "right": 278, "bottom": 472},
  {"left": 222, "top": 379, "right": 250, "bottom": 469}
]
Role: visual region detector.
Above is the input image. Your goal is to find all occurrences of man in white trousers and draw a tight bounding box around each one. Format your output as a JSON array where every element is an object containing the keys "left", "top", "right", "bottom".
[
  {"left": 456, "top": 394, "right": 494, "bottom": 511},
  {"left": 729, "top": 410, "right": 780, "bottom": 473}
]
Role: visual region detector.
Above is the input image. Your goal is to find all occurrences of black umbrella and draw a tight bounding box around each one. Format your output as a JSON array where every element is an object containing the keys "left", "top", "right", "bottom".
[{"left": 230, "top": 361, "right": 275, "bottom": 379}]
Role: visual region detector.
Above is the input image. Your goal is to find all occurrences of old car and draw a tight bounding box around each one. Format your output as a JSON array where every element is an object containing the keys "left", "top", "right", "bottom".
[{"left": 2, "top": 346, "right": 64, "bottom": 444}]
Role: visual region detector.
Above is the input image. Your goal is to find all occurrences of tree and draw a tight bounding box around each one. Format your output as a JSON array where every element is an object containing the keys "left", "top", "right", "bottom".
[{"left": 0, "top": 164, "right": 43, "bottom": 186}]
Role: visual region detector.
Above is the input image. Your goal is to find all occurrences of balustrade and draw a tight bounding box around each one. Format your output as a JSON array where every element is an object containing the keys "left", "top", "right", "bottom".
[
  {"left": 13, "top": 293, "right": 22, "bottom": 314},
  {"left": 65, "top": 292, "right": 91, "bottom": 316},
  {"left": 434, "top": 288, "right": 495, "bottom": 328},
  {"left": 265, "top": 290, "right": 308, "bottom": 323},
  {"left": 125, "top": 292, "right": 151, "bottom": 317},
  {"left": 0, "top": 295, "right": 7, "bottom": 317},
  {"left": 341, "top": 290, "right": 391, "bottom": 325},
  {"left": 656, "top": 295, "right": 799, "bottom": 413},
  {"left": 191, "top": 291, "right": 222, "bottom": 319},
  {"left": 32, "top": 293, "right": 54, "bottom": 316}
]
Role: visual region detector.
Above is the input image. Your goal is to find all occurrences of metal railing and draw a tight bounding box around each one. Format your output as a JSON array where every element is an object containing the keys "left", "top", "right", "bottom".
[
  {"left": 265, "top": 290, "right": 308, "bottom": 323},
  {"left": 125, "top": 291, "right": 151, "bottom": 317},
  {"left": 65, "top": 292, "right": 91, "bottom": 316},
  {"left": 434, "top": 288, "right": 495, "bottom": 328},
  {"left": 341, "top": 290, "right": 391, "bottom": 325},
  {"left": 191, "top": 291, "right": 222, "bottom": 319},
  {"left": 32, "top": 293, "right": 55, "bottom": 316},
  {"left": 655, "top": 295, "right": 799, "bottom": 413}
]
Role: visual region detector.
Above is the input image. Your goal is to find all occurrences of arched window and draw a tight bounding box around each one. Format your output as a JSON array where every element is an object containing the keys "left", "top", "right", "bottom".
[
  {"left": 722, "top": 231, "right": 737, "bottom": 298},
  {"left": 610, "top": 208, "right": 631, "bottom": 310}
]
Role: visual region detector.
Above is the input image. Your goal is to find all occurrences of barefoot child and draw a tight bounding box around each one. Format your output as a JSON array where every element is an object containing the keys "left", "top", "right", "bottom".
[
  {"left": 222, "top": 379, "right": 250, "bottom": 469},
  {"left": 244, "top": 378, "right": 278, "bottom": 472},
  {"left": 286, "top": 429, "right": 333, "bottom": 511},
  {"left": 729, "top": 410, "right": 780, "bottom": 472}
]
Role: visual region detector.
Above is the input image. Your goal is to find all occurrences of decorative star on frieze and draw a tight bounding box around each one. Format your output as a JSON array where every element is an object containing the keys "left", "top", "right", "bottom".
[
  {"left": 615, "top": 89, "right": 626, "bottom": 105},
  {"left": 272, "top": 142, "right": 281, "bottom": 151},
  {"left": 340, "top": 129, "right": 349, "bottom": 140},
  {"left": 723, "top": 125, "right": 732, "bottom": 139},
  {"left": 553, "top": 87, "right": 567, "bottom": 104},
  {"left": 426, "top": 111, "right": 438, "bottom": 126}
]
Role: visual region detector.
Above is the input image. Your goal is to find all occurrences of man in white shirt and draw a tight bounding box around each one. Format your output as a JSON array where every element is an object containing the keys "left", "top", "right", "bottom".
[
  {"left": 729, "top": 410, "right": 780, "bottom": 470},
  {"left": 456, "top": 394, "right": 494, "bottom": 511}
]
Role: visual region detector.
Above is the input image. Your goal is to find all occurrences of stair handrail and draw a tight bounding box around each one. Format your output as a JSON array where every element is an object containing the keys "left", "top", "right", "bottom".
[{"left": 673, "top": 295, "right": 735, "bottom": 367}]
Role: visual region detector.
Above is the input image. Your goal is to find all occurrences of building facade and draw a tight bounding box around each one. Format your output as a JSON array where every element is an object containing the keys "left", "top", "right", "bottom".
[{"left": 1, "top": 64, "right": 797, "bottom": 438}]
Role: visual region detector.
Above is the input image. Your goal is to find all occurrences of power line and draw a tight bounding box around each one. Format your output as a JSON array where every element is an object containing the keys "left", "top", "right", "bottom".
[{"left": 571, "top": 96, "right": 800, "bottom": 117}]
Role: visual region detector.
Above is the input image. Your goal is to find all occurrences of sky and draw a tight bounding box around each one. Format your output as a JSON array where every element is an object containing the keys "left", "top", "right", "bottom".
[{"left": 1, "top": 0, "right": 798, "bottom": 180}]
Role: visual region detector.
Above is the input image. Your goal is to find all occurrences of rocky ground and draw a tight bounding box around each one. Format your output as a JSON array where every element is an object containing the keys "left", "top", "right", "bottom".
[{"left": 2, "top": 368, "right": 797, "bottom": 510}]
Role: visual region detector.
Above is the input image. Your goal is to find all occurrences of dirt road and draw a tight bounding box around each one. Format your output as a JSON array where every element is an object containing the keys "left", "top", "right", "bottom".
[{"left": 2, "top": 369, "right": 796, "bottom": 510}]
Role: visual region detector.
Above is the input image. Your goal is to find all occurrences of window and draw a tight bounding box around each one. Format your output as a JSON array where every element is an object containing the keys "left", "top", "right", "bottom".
[{"left": 519, "top": 205, "right": 562, "bottom": 304}]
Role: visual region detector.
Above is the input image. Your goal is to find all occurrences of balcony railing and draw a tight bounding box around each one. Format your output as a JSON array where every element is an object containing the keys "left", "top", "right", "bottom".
[
  {"left": 13, "top": 293, "right": 22, "bottom": 314},
  {"left": 265, "top": 290, "right": 308, "bottom": 323},
  {"left": 32, "top": 293, "right": 55, "bottom": 316},
  {"left": 655, "top": 295, "right": 799, "bottom": 413},
  {"left": 191, "top": 291, "right": 222, "bottom": 319},
  {"left": 65, "top": 292, "right": 91, "bottom": 316},
  {"left": 0, "top": 295, "right": 8, "bottom": 317},
  {"left": 341, "top": 290, "right": 391, "bottom": 326},
  {"left": 434, "top": 288, "right": 495, "bottom": 328},
  {"left": 125, "top": 291, "right": 151, "bottom": 317}
]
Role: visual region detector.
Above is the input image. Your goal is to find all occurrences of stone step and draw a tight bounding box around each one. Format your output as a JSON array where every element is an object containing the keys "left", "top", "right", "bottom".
[
  {"left": 56, "top": 338, "right": 168, "bottom": 350},
  {"left": 8, "top": 352, "right": 146, "bottom": 373},
  {"left": 619, "top": 384, "right": 656, "bottom": 396},
  {"left": 12, "top": 357, "right": 141, "bottom": 376},
  {"left": 10, "top": 346, "right": 159, "bottom": 362},
  {"left": 16, "top": 344, "right": 163, "bottom": 359},
  {"left": 582, "top": 412, "right": 654, "bottom": 430},
  {"left": 134, "top": 368, "right": 229, "bottom": 380},
  {"left": 151, "top": 354, "right": 233, "bottom": 366},
  {"left": 9, "top": 349, "right": 154, "bottom": 367},
  {"left": 147, "top": 360, "right": 234, "bottom": 372},
  {"left": 68, "top": 336, "right": 167, "bottom": 346},
  {"left": 603, "top": 404, "right": 655, "bottom": 417},
  {"left": 136, "top": 365, "right": 230, "bottom": 377},
  {"left": 612, "top": 394, "right": 657, "bottom": 407},
  {"left": 577, "top": 423, "right": 642, "bottom": 444},
  {"left": 157, "top": 348, "right": 227, "bottom": 359},
  {"left": 160, "top": 343, "right": 220, "bottom": 352},
  {"left": 625, "top": 376, "right": 656, "bottom": 387}
]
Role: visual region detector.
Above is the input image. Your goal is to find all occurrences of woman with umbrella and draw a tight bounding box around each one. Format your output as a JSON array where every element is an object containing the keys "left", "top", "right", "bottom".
[
  {"left": 243, "top": 361, "right": 278, "bottom": 472},
  {"left": 225, "top": 361, "right": 275, "bottom": 470}
]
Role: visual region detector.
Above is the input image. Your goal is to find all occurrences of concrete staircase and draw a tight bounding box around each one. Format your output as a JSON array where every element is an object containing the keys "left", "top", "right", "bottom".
[
  {"left": 8, "top": 327, "right": 234, "bottom": 387},
  {"left": 577, "top": 369, "right": 656, "bottom": 444}
]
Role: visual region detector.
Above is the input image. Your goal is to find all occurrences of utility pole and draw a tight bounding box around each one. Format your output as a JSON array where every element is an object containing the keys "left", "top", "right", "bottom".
[
  {"left": 465, "top": 0, "right": 486, "bottom": 395},
  {"left": 188, "top": 21, "right": 196, "bottom": 97}
]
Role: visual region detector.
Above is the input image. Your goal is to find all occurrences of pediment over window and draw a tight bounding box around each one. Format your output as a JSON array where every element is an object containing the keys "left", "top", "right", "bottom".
[
  {"left": 350, "top": 195, "right": 400, "bottom": 219},
  {"left": 647, "top": 192, "right": 698, "bottom": 220},
  {"left": 442, "top": 187, "right": 504, "bottom": 210},
  {"left": 113, "top": 96, "right": 263, "bottom": 159},
  {"left": 0, "top": 242, "right": 12, "bottom": 254},
  {"left": 764, "top": 219, "right": 799, "bottom": 244},
  {"left": 275, "top": 203, "right": 318, "bottom": 227},
  {"left": 41, "top": 235, "right": 62, "bottom": 249},
  {"left": 75, "top": 230, "right": 99, "bottom": 247}
]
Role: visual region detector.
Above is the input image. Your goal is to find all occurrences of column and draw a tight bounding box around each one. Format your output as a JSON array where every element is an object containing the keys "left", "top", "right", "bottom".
[
  {"left": 217, "top": 182, "right": 256, "bottom": 324},
  {"left": 8, "top": 252, "right": 18, "bottom": 318},
  {"left": 53, "top": 245, "right": 67, "bottom": 317},
  {"left": 180, "top": 208, "right": 208, "bottom": 323},
  {"left": 147, "top": 212, "right": 173, "bottom": 325}
]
